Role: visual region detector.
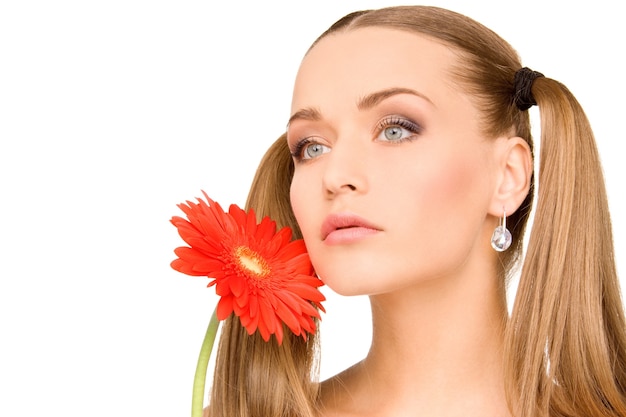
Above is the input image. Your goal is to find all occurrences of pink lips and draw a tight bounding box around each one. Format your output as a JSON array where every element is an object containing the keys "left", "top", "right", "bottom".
[{"left": 321, "top": 212, "right": 381, "bottom": 245}]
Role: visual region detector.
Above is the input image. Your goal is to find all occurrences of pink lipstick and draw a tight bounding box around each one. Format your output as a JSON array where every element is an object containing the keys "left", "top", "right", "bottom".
[{"left": 321, "top": 213, "right": 381, "bottom": 245}]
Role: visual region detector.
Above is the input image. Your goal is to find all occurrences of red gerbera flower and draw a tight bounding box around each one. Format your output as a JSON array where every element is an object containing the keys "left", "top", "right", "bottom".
[{"left": 170, "top": 191, "right": 325, "bottom": 344}]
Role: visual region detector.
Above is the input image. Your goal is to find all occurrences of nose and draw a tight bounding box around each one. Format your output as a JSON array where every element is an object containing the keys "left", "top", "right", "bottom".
[{"left": 322, "top": 138, "right": 368, "bottom": 198}]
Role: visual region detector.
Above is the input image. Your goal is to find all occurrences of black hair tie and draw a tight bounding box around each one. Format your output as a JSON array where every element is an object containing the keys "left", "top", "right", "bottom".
[{"left": 514, "top": 67, "right": 544, "bottom": 111}]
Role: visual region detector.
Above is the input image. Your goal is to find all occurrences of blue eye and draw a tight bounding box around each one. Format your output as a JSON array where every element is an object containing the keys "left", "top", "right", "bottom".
[
  {"left": 290, "top": 138, "right": 331, "bottom": 162},
  {"left": 377, "top": 117, "right": 422, "bottom": 143},
  {"left": 303, "top": 142, "right": 331, "bottom": 160},
  {"left": 382, "top": 126, "right": 407, "bottom": 141}
]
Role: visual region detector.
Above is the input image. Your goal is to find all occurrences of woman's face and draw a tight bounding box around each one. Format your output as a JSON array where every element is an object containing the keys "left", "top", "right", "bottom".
[{"left": 288, "top": 28, "right": 502, "bottom": 296}]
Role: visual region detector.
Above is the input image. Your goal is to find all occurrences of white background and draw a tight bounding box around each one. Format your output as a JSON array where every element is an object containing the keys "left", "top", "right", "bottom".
[{"left": 1, "top": 1, "right": 623, "bottom": 416}]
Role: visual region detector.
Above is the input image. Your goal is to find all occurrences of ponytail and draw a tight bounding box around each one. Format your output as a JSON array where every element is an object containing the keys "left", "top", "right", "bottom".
[{"left": 504, "top": 77, "right": 626, "bottom": 416}]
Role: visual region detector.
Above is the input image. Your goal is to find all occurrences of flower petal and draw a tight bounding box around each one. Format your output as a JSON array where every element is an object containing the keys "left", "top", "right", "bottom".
[
  {"left": 216, "top": 296, "right": 234, "bottom": 321},
  {"left": 274, "top": 297, "right": 302, "bottom": 336}
]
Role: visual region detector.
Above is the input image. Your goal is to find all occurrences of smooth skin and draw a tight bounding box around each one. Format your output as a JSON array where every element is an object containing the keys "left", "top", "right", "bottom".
[{"left": 287, "top": 28, "right": 532, "bottom": 417}]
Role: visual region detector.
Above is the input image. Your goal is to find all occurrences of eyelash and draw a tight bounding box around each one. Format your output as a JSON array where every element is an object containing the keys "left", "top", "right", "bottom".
[
  {"left": 290, "top": 138, "right": 315, "bottom": 161},
  {"left": 376, "top": 116, "right": 422, "bottom": 142},
  {"left": 289, "top": 116, "right": 423, "bottom": 162}
]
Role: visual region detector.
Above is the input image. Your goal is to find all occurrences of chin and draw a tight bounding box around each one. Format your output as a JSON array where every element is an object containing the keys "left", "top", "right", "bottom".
[
  {"left": 315, "top": 272, "right": 360, "bottom": 296},
  {"left": 316, "top": 270, "right": 384, "bottom": 297}
]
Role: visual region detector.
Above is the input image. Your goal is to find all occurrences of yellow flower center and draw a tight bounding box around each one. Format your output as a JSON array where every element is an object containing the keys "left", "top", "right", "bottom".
[{"left": 234, "top": 246, "right": 270, "bottom": 279}]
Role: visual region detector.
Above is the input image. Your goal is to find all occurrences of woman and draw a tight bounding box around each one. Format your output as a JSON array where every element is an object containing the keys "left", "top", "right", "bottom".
[{"left": 207, "top": 6, "right": 626, "bottom": 417}]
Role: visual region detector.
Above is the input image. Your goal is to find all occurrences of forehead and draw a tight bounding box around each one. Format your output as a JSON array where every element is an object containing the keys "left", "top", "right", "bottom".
[{"left": 291, "top": 27, "right": 460, "bottom": 111}]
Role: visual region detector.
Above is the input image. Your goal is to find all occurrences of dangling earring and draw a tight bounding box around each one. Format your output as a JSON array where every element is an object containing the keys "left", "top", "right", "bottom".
[{"left": 491, "top": 207, "right": 512, "bottom": 252}]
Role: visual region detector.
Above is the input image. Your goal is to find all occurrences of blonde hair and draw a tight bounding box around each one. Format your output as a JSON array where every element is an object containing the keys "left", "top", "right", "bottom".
[{"left": 206, "top": 6, "right": 626, "bottom": 417}]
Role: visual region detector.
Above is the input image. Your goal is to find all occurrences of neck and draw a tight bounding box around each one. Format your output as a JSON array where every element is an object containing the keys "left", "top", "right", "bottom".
[
  {"left": 368, "top": 273, "right": 508, "bottom": 384},
  {"left": 321, "top": 265, "right": 512, "bottom": 417}
]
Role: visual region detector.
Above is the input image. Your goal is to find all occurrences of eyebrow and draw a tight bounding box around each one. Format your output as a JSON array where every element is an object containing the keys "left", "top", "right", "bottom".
[
  {"left": 287, "top": 107, "right": 322, "bottom": 127},
  {"left": 357, "top": 87, "right": 434, "bottom": 110},
  {"left": 287, "top": 87, "right": 434, "bottom": 127}
]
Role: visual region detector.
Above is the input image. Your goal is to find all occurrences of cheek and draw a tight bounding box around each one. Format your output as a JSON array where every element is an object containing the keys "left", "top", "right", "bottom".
[
  {"left": 289, "top": 170, "right": 316, "bottom": 237},
  {"left": 289, "top": 173, "right": 304, "bottom": 224},
  {"left": 422, "top": 152, "right": 482, "bottom": 205},
  {"left": 397, "top": 150, "right": 492, "bottom": 257}
]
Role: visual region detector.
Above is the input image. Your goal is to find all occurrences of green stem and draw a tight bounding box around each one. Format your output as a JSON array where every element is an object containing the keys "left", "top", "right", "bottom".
[{"left": 191, "top": 307, "right": 220, "bottom": 417}]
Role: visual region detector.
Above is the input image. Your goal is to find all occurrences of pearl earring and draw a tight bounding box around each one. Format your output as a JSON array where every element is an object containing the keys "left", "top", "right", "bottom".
[{"left": 491, "top": 208, "right": 512, "bottom": 252}]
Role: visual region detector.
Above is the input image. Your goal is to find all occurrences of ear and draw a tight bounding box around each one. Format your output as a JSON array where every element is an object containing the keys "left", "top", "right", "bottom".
[{"left": 488, "top": 136, "right": 533, "bottom": 217}]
